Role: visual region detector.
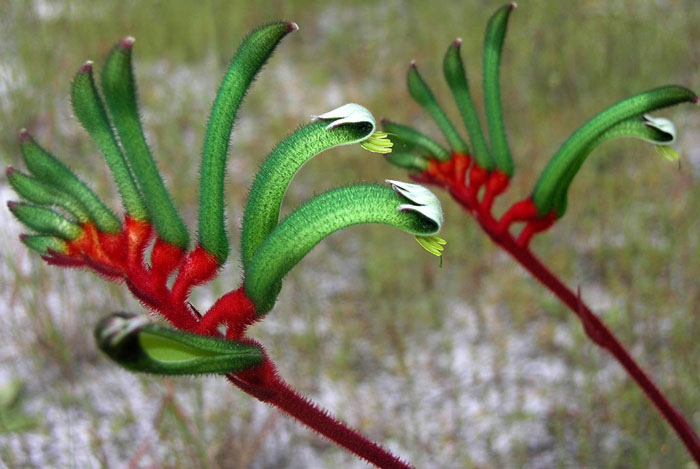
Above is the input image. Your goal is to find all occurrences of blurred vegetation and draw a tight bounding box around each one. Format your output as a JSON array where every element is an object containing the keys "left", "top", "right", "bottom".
[{"left": 1, "top": 0, "right": 700, "bottom": 467}]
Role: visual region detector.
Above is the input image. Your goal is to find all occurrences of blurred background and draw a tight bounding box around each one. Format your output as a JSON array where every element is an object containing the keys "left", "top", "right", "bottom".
[{"left": 1, "top": 0, "right": 700, "bottom": 467}]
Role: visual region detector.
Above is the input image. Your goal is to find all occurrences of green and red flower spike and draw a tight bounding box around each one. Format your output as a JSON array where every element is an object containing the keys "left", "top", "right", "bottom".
[
  {"left": 7, "top": 21, "right": 446, "bottom": 468},
  {"left": 383, "top": 3, "right": 700, "bottom": 463}
]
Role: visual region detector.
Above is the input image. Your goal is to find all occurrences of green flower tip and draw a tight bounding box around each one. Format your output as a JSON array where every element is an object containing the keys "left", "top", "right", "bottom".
[
  {"left": 313, "top": 103, "right": 375, "bottom": 130},
  {"left": 642, "top": 114, "right": 679, "bottom": 162},
  {"left": 387, "top": 179, "right": 447, "bottom": 260},
  {"left": 387, "top": 179, "right": 444, "bottom": 231},
  {"left": 312, "top": 102, "right": 379, "bottom": 146},
  {"left": 96, "top": 313, "right": 150, "bottom": 351}
]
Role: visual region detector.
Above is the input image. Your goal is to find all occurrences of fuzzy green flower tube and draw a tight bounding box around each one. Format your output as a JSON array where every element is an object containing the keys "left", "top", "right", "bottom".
[
  {"left": 71, "top": 61, "right": 148, "bottom": 221},
  {"left": 443, "top": 39, "right": 493, "bottom": 170},
  {"left": 407, "top": 63, "right": 469, "bottom": 155},
  {"left": 7, "top": 168, "right": 90, "bottom": 224},
  {"left": 240, "top": 103, "right": 378, "bottom": 270},
  {"left": 95, "top": 313, "right": 264, "bottom": 375},
  {"left": 101, "top": 37, "right": 189, "bottom": 248},
  {"left": 244, "top": 181, "right": 443, "bottom": 315},
  {"left": 382, "top": 119, "right": 452, "bottom": 162},
  {"left": 483, "top": 3, "right": 517, "bottom": 176},
  {"left": 199, "top": 22, "right": 297, "bottom": 265},
  {"left": 18, "top": 131, "right": 121, "bottom": 233},
  {"left": 8, "top": 202, "right": 83, "bottom": 241},
  {"left": 19, "top": 234, "right": 68, "bottom": 255},
  {"left": 549, "top": 115, "right": 679, "bottom": 216},
  {"left": 532, "top": 85, "right": 697, "bottom": 215},
  {"left": 386, "top": 152, "right": 430, "bottom": 172}
]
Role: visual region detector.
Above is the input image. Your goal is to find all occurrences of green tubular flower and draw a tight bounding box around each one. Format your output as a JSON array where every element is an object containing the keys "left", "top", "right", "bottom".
[
  {"left": 244, "top": 181, "right": 444, "bottom": 315},
  {"left": 381, "top": 119, "right": 451, "bottom": 162},
  {"left": 443, "top": 38, "right": 493, "bottom": 170},
  {"left": 241, "top": 103, "right": 380, "bottom": 270},
  {"left": 386, "top": 152, "right": 430, "bottom": 172},
  {"left": 199, "top": 22, "right": 297, "bottom": 265},
  {"left": 95, "top": 313, "right": 264, "bottom": 375},
  {"left": 19, "top": 131, "right": 121, "bottom": 234},
  {"left": 101, "top": 37, "right": 189, "bottom": 248},
  {"left": 71, "top": 61, "right": 148, "bottom": 221},
  {"left": 8, "top": 202, "right": 83, "bottom": 241},
  {"left": 7, "top": 168, "right": 90, "bottom": 224},
  {"left": 407, "top": 63, "right": 469, "bottom": 154},
  {"left": 532, "top": 85, "right": 697, "bottom": 216},
  {"left": 19, "top": 234, "right": 68, "bottom": 255},
  {"left": 548, "top": 114, "right": 680, "bottom": 216},
  {"left": 483, "top": 3, "right": 517, "bottom": 177}
]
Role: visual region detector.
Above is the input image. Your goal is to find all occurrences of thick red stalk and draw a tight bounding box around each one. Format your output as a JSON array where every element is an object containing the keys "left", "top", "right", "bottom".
[{"left": 415, "top": 156, "right": 700, "bottom": 463}]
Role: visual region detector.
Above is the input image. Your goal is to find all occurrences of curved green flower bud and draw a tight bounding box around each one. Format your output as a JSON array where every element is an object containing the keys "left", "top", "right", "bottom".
[
  {"left": 381, "top": 119, "right": 451, "bottom": 162},
  {"left": 386, "top": 152, "right": 430, "bottom": 172},
  {"left": 7, "top": 168, "right": 90, "bottom": 223},
  {"left": 102, "top": 37, "right": 189, "bottom": 248},
  {"left": 241, "top": 103, "right": 379, "bottom": 270},
  {"left": 483, "top": 3, "right": 517, "bottom": 176},
  {"left": 71, "top": 61, "right": 148, "bottom": 221},
  {"left": 408, "top": 62, "right": 469, "bottom": 154},
  {"left": 547, "top": 114, "right": 681, "bottom": 216},
  {"left": 19, "top": 234, "right": 68, "bottom": 255},
  {"left": 443, "top": 38, "right": 493, "bottom": 170},
  {"left": 8, "top": 201, "right": 83, "bottom": 240},
  {"left": 199, "top": 22, "right": 298, "bottom": 265},
  {"left": 532, "top": 86, "right": 697, "bottom": 216},
  {"left": 19, "top": 130, "right": 121, "bottom": 233},
  {"left": 95, "top": 313, "right": 264, "bottom": 375},
  {"left": 244, "top": 182, "right": 443, "bottom": 314}
]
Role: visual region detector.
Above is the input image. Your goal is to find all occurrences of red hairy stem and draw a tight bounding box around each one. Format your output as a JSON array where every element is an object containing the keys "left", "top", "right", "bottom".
[
  {"left": 193, "top": 290, "right": 412, "bottom": 467},
  {"left": 425, "top": 158, "right": 700, "bottom": 463},
  {"left": 226, "top": 357, "right": 414, "bottom": 469}
]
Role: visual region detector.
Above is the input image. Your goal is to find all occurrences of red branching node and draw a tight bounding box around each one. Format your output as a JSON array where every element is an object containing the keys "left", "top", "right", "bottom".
[
  {"left": 171, "top": 245, "right": 219, "bottom": 306},
  {"left": 197, "top": 287, "right": 258, "bottom": 339},
  {"left": 516, "top": 211, "right": 557, "bottom": 248},
  {"left": 151, "top": 238, "right": 185, "bottom": 279},
  {"left": 452, "top": 152, "right": 471, "bottom": 186},
  {"left": 497, "top": 198, "right": 538, "bottom": 232}
]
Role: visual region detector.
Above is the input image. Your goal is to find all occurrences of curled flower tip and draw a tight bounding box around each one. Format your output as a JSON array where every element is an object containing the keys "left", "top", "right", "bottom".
[
  {"left": 361, "top": 131, "right": 393, "bottom": 154},
  {"left": 509, "top": 2, "right": 518, "bottom": 9},
  {"left": 19, "top": 128, "right": 30, "bottom": 142},
  {"left": 312, "top": 103, "right": 376, "bottom": 131},
  {"left": 386, "top": 179, "right": 444, "bottom": 231},
  {"left": 642, "top": 115, "right": 679, "bottom": 162},
  {"left": 415, "top": 234, "right": 446, "bottom": 257},
  {"left": 286, "top": 21, "right": 299, "bottom": 31},
  {"left": 453, "top": 38, "right": 463, "bottom": 47},
  {"left": 97, "top": 313, "right": 150, "bottom": 349}
]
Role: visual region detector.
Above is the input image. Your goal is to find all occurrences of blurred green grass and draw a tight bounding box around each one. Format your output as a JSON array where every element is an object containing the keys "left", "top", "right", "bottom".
[{"left": 1, "top": 0, "right": 700, "bottom": 467}]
